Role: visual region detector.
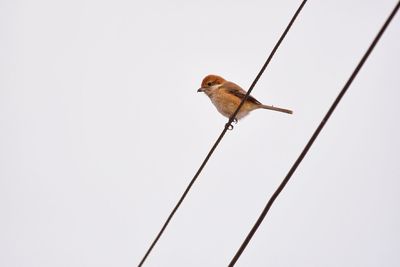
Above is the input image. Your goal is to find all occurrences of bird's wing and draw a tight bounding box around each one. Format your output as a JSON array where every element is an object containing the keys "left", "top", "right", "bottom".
[{"left": 222, "top": 81, "right": 262, "bottom": 105}]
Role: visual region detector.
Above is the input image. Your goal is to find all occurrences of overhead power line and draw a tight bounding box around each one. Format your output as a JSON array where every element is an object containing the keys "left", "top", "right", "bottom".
[
  {"left": 137, "top": 1, "right": 308, "bottom": 266},
  {"left": 228, "top": 1, "right": 400, "bottom": 266}
]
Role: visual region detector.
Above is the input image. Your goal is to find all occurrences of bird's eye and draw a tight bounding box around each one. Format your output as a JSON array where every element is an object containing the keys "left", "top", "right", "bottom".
[{"left": 207, "top": 82, "right": 212, "bottom": 86}]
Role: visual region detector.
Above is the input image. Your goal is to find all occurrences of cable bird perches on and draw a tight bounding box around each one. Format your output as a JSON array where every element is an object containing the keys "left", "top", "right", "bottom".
[{"left": 137, "top": 1, "right": 308, "bottom": 266}]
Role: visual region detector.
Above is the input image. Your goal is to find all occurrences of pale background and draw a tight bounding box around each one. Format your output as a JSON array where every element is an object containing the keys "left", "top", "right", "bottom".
[{"left": 1, "top": 0, "right": 399, "bottom": 266}]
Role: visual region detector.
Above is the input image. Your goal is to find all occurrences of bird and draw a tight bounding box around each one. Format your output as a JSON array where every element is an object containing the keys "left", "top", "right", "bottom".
[{"left": 197, "top": 74, "right": 293, "bottom": 123}]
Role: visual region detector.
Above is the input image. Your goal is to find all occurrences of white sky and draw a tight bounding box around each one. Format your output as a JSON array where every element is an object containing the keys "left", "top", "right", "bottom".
[{"left": 1, "top": 0, "right": 399, "bottom": 266}]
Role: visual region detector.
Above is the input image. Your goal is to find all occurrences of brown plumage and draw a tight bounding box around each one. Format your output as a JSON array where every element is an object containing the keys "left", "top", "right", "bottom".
[{"left": 197, "top": 74, "right": 293, "bottom": 120}]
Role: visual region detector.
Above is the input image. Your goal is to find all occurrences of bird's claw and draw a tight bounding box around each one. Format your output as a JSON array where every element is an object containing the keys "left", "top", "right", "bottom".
[
  {"left": 226, "top": 123, "right": 234, "bottom": 130},
  {"left": 226, "top": 118, "right": 237, "bottom": 130}
]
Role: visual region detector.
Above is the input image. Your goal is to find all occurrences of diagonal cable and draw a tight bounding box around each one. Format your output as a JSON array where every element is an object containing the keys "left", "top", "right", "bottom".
[
  {"left": 137, "top": 1, "right": 308, "bottom": 266},
  {"left": 228, "top": 1, "right": 400, "bottom": 266}
]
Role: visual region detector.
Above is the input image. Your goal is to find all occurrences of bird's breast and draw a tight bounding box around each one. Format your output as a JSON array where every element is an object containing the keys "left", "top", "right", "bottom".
[{"left": 210, "top": 90, "right": 255, "bottom": 119}]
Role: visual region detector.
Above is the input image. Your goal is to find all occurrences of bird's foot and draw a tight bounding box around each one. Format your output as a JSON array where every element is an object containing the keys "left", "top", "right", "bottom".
[
  {"left": 226, "top": 118, "right": 238, "bottom": 130},
  {"left": 226, "top": 122, "right": 234, "bottom": 130}
]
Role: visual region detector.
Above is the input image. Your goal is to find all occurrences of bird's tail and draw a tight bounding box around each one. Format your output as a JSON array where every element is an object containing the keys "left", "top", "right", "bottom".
[{"left": 260, "top": 104, "right": 293, "bottom": 114}]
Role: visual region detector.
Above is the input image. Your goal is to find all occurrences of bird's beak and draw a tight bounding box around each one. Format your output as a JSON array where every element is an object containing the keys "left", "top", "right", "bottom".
[{"left": 197, "top": 87, "right": 205, "bottom": 92}]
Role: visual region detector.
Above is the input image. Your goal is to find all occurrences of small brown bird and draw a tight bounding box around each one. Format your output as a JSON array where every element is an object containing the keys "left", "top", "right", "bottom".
[{"left": 197, "top": 74, "right": 293, "bottom": 121}]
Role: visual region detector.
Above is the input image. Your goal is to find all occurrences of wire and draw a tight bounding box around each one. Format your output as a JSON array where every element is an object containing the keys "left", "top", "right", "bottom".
[
  {"left": 137, "top": 1, "right": 308, "bottom": 266},
  {"left": 228, "top": 1, "right": 400, "bottom": 266}
]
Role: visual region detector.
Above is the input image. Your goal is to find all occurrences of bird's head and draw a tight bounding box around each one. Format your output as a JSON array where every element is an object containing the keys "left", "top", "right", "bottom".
[{"left": 197, "top": 74, "right": 226, "bottom": 95}]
